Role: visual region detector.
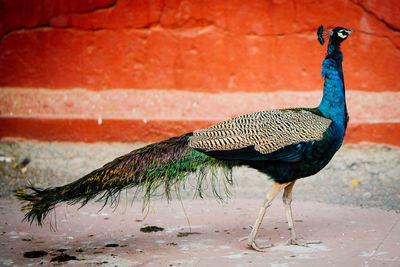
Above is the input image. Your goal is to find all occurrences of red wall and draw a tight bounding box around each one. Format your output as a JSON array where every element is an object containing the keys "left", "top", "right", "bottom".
[{"left": 0, "top": 0, "right": 399, "bottom": 145}]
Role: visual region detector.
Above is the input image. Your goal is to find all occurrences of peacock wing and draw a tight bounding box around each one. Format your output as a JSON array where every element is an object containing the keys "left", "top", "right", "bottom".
[{"left": 188, "top": 108, "right": 331, "bottom": 161}]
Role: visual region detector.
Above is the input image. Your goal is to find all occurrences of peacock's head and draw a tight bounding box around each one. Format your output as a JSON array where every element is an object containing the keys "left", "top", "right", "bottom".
[{"left": 317, "top": 25, "right": 354, "bottom": 46}]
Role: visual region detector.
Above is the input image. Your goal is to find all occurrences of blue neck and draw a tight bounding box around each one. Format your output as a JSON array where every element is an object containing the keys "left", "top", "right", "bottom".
[{"left": 318, "top": 45, "right": 348, "bottom": 138}]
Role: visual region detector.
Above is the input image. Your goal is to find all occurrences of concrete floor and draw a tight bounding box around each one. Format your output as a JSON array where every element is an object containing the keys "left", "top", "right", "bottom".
[
  {"left": 1, "top": 198, "right": 399, "bottom": 266},
  {"left": 0, "top": 141, "right": 399, "bottom": 266}
]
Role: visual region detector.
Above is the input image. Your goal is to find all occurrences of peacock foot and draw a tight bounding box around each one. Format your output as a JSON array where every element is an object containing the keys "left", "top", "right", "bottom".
[
  {"left": 287, "top": 237, "right": 322, "bottom": 247},
  {"left": 239, "top": 236, "right": 274, "bottom": 252}
]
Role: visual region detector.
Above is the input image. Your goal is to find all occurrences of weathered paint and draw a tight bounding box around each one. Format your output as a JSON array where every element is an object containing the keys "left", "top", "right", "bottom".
[
  {"left": 1, "top": 88, "right": 398, "bottom": 123},
  {"left": 0, "top": 0, "right": 399, "bottom": 144},
  {"left": 1, "top": 117, "right": 399, "bottom": 146}
]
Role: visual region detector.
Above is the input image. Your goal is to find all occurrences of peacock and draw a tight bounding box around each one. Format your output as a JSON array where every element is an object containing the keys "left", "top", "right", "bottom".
[{"left": 16, "top": 25, "right": 354, "bottom": 252}]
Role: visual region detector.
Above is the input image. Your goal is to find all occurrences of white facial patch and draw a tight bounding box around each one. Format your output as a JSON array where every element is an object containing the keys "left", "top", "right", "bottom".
[{"left": 337, "top": 30, "right": 351, "bottom": 39}]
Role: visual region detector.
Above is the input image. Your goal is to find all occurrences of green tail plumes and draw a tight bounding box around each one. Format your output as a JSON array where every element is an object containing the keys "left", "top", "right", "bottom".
[{"left": 16, "top": 133, "right": 236, "bottom": 225}]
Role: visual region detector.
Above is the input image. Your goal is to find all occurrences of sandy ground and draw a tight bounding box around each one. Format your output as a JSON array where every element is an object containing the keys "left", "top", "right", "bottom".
[
  {"left": 0, "top": 140, "right": 399, "bottom": 266},
  {"left": 1, "top": 141, "right": 399, "bottom": 210}
]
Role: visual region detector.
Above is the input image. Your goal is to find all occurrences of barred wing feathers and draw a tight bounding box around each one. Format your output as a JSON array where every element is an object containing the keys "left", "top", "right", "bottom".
[{"left": 189, "top": 109, "right": 331, "bottom": 161}]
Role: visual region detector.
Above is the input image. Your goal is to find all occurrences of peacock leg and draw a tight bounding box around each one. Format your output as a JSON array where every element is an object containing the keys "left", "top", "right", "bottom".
[
  {"left": 241, "top": 182, "right": 289, "bottom": 252},
  {"left": 283, "top": 181, "right": 321, "bottom": 246}
]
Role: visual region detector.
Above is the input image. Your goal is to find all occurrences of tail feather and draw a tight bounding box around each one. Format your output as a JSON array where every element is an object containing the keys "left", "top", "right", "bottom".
[{"left": 16, "top": 133, "right": 235, "bottom": 225}]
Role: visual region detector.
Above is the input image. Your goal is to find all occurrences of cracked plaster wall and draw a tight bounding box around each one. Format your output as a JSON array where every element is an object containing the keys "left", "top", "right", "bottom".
[
  {"left": 0, "top": 0, "right": 400, "bottom": 144},
  {"left": 0, "top": 0, "right": 399, "bottom": 92}
]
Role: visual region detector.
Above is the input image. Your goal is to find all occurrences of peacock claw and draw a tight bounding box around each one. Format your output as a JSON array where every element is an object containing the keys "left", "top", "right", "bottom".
[
  {"left": 249, "top": 241, "right": 274, "bottom": 252},
  {"left": 287, "top": 238, "right": 322, "bottom": 247},
  {"left": 238, "top": 236, "right": 248, "bottom": 242},
  {"left": 239, "top": 236, "right": 273, "bottom": 252}
]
